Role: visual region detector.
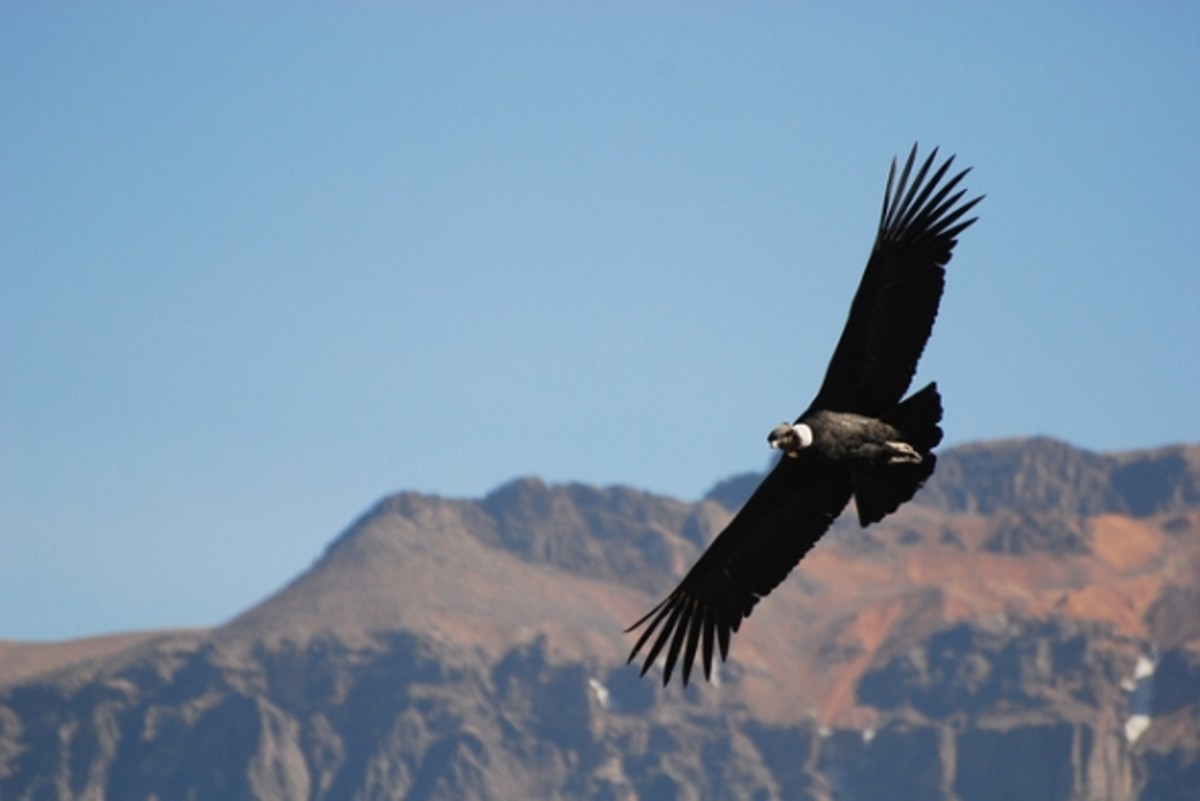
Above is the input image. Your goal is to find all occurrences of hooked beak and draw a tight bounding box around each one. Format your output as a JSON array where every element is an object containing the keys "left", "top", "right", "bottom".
[
  {"left": 767, "top": 423, "right": 792, "bottom": 450},
  {"left": 768, "top": 422, "right": 813, "bottom": 456}
]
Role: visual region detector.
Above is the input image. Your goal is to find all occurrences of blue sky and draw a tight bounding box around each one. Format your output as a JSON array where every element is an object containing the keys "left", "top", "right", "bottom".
[{"left": 3, "top": 4, "right": 1198, "bottom": 642}]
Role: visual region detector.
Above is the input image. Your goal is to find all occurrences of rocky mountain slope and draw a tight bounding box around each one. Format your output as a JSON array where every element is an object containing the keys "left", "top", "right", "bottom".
[{"left": 1, "top": 438, "right": 1197, "bottom": 800}]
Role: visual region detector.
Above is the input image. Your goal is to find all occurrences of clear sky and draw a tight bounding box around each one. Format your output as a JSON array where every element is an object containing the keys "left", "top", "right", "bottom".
[{"left": 3, "top": 4, "right": 1198, "bottom": 642}]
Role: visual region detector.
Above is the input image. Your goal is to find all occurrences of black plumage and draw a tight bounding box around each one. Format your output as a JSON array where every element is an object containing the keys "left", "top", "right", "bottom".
[{"left": 626, "top": 145, "right": 982, "bottom": 687}]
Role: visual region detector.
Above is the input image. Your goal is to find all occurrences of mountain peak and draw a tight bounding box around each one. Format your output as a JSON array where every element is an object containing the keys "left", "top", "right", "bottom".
[{"left": 215, "top": 478, "right": 714, "bottom": 661}]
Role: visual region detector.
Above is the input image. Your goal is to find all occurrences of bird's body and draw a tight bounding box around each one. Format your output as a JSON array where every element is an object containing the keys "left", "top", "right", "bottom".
[
  {"left": 627, "top": 145, "right": 982, "bottom": 686},
  {"left": 787, "top": 411, "right": 914, "bottom": 465}
]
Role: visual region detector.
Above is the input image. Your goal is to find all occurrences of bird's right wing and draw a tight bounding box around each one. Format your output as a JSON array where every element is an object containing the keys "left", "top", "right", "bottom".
[{"left": 626, "top": 458, "right": 852, "bottom": 686}]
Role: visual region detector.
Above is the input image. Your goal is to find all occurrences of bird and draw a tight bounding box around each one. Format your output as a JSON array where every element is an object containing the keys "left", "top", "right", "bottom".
[{"left": 626, "top": 144, "right": 982, "bottom": 687}]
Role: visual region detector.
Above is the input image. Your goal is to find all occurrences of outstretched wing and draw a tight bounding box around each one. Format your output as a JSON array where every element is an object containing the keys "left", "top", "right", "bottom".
[
  {"left": 806, "top": 144, "right": 982, "bottom": 417},
  {"left": 626, "top": 457, "right": 852, "bottom": 686}
]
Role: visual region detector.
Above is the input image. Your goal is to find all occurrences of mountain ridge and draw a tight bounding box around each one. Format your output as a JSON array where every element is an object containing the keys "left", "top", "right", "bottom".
[
  {"left": 2, "top": 437, "right": 1198, "bottom": 800},
  {"left": 3, "top": 437, "right": 1197, "bottom": 692},
  {"left": 708, "top": 437, "right": 1200, "bottom": 518}
]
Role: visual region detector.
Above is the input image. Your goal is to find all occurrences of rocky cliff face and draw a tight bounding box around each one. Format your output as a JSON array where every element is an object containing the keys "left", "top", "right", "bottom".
[{"left": 1, "top": 439, "right": 1198, "bottom": 800}]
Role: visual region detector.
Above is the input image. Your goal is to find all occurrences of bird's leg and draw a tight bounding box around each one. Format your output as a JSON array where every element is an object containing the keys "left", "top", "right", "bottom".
[{"left": 884, "top": 441, "right": 923, "bottom": 464}]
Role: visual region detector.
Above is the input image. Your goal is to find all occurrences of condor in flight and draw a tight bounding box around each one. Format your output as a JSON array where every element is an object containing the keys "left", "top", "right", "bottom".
[{"left": 627, "top": 145, "right": 982, "bottom": 686}]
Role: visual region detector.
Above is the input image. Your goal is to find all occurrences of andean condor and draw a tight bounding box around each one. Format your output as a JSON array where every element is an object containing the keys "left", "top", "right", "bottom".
[{"left": 627, "top": 144, "right": 983, "bottom": 686}]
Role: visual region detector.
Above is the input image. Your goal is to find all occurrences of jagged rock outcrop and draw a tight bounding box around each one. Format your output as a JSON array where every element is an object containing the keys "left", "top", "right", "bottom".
[
  {"left": 1, "top": 438, "right": 1197, "bottom": 800},
  {"left": 914, "top": 438, "right": 1200, "bottom": 518}
]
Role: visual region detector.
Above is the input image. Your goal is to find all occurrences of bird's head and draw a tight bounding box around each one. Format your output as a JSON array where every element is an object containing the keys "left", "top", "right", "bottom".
[{"left": 768, "top": 422, "right": 813, "bottom": 457}]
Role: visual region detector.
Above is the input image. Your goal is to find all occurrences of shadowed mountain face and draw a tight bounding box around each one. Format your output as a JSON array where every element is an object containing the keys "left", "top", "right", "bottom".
[{"left": 2, "top": 439, "right": 1198, "bottom": 800}]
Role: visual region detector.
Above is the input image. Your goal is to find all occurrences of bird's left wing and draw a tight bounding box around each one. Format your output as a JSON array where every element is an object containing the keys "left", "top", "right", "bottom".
[
  {"left": 806, "top": 145, "right": 982, "bottom": 417},
  {"left": 626, "top": 458, "right": 852, "bottom": 686}
]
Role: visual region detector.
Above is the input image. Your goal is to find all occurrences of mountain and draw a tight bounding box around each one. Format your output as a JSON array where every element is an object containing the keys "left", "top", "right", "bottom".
[{"left": 1, "top": 438, "right": 1198, "bottom": 800}]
